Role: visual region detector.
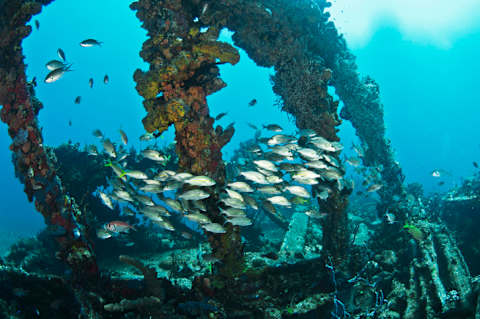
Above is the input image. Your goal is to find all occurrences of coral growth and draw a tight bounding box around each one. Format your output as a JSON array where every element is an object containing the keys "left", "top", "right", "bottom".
[{"left": 0, "top": 0, "right": 99, "bottom": 311}]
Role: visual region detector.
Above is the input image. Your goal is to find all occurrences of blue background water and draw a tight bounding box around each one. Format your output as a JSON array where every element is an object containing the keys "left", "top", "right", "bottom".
[{"left": 1, "top": 0, "right": 479, "bottom": 238}]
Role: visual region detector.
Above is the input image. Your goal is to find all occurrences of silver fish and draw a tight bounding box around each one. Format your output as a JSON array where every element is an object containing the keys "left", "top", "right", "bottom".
[
  {"left": 243, "top": 194, "right": 258, "bottom": 210},
  {"left": 164, "top": 198, "right": 183, "bottom": 212},
  {"left": 227, "top": 181, "right": 254, "bottom": 193},
  {"left": 185, "top": 212, "right": 211, "bottom": 224},
  {"left": 102, "top": 139, "right": 116, "bottom": 158},
  {"left": 44, "top": 66, "right": 70, "bottom": 83},
  {"left": 220, "top": 207, "right": 246, "bottom": 218},
  {"left": 284, "top": 185, "right": 310, "bottom": 198},
  {"left": 178, "top": 189, "right": 210, "bottom": 201},
  {"left": 185, "top": 175, "right": 216, "bottom": 187},
  {"left": 221, "top": 197, "right": 246, "bottom": 209},
  {"left": 240, "top": 171, "right": 268, "bottom": 184},
  {"left": 202, "top": 223, "right": 226, "bottom": 234},
  {"left": 254, "top": 160, "right": 277, "bottom": 172},
  {"left": 267, "top": 195, "right": 291, "bottom": 207},
  {"left": 98, "top": 191, "right": 113, "bottom": 209},
  {"left": 45, "top": 60, "right": 66, "bottom": 71},
  {"left": 142, "top": 149, "right": 166, "bottom": 162},
  {"left": 125, "top": 170, "right": 148, "bottom": 180},
  {"left": 225, "top": 188, "right": 244, "bottom": 202},
  {"left": 227, "top": 216, "right": 252, "bottom": 226}
]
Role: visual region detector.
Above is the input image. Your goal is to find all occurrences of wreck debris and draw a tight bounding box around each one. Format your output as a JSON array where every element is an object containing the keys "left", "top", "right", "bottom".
[{"left": 104, "top": 296, "right": 162, "bottom": 312}]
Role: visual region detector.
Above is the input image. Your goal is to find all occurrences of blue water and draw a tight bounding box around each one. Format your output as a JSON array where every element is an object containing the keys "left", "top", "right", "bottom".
[{"left": 1, "top": 1, "right": 479, "bottom": 237}]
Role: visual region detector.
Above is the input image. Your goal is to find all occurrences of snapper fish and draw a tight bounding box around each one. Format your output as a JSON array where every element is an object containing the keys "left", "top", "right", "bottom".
[
  {"left": 266, "top": 174, "right": 283, "bottom": 184},
  {"left": 154, "top": 219, "right": 175, "bottom": 231},
  {"left": 227, "top": 181, "right": 253, "bottom": 193},
  {"left": 240, "top": 171, "right": 269, "bottom": 184},
  {"left": 267, "top": 195, "right": 291, "bottom": 207},
  {"left": 88, "top": 78, "right": 94, "bottom": 88},
  {"left": 172, "top": 172, "right": 193, "bottom": 181},
  {"left": 220, "top": 207, "right": 246, "bottom": 218},
  {"left": 185, "top": 175, "right": 216, "bottom": 187},
  {"left": 178, "top": 189, "right": 210, "bottom": 201},
  {"left": 104, "top": 74, "right": 109, "bottom": 84},
  {"left": 184, "top": 212, "right": 211, "bottom": 224},
  {"left": 310, "top": 136, "right": 336, "bottom": 152},
  {"left": 140, "top": 133, "right": 154, "bottom": 141},
  {"left": 105, "top": 160, "right": 126, "bottom": 178},
  {"left": 254, "top": 160, "right": 277, "bottom": 172},
  {"left": 227, "top": 216, "right": 252, "bottom": 226},
  {"left": 104, "top": 221, "right": 135, "bottom": 233},
  {"left": 267, "top": 134, "right": 296, "bottom": 146},
  {"left": 87, "top": 144, "right": 98, "bottom": 156},
  {"left": 243, "top": 194, "right": 258, "bottom": 210},
  {"left": 164, "top": 198, "right": 183, "bottom": 212},
  {"left": 224, "top": 188, "right": 244, "bottom": 202},
  {"left": 142, "top": 149, "right": 166, "bottom": 162},
  {"left": 221, "top": 197, "right": 246, "bottom": 209},
  {"left": 98, "top": 191, "right": 113, "bottom": 209},
  {"left": 367, "top": 183, "right": 383, "bottom": 192},
  {"left": 284, "top": 185, "right": 310, "bottom": 198},
  {"left": 297, "top": 148, "right": 321, "bottom": 161},
  {"left": 258, "top": 186, "right": 281, "bottom": 195},
  {"left": 102, "top": 139, "right": 116, "bottom": 158},
  {"left": 202, "top": 223, "right": 226, "bottom": 234}
]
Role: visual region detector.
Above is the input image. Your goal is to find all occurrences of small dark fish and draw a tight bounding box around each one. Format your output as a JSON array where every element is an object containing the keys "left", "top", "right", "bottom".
[
  {"left": 247, "top": 123, "right": 258, "bottom": 130},
  {"left": 29, "top": 76, "right": 37, "bottom": 87},
  {"left": 263, "top": 124, "right": 282, "bottom": 132},
  {"left": 92, "top": 129, "right": 103, "bottom": 139},
  {"left": 473, "top": 161, "right": 479, "bottom": 168},
  {"left": 104, "top": 74, "right": 109, "bottom": 84},
  {"left": 34, "top": 20, "right": 40, "bottom": 30},
  {"left": 248, "top": 99, "right": 257, "bottom": 106},
  {"left": 438, "top": 181, "right": 445, "bottom": 186},
  {"left": 57, "top": 48, "right": 66, "bottom": 62},
  {"left": 215, "top": 112, "right": 227, "bottom": 121},
  {"left": 68, "top": 120, "right": 72, "bottom": 126},
  {"left": 261, "top": 251, "right": 278, "bottom": 260},
  {"left": 89, "top": 78, "right": 94, "bottom": 88},
  {"left": 74, "top": 96, "right": 81, "bottom": 104},
  {"left": 80, "top": 39, "right": 102, "bottom": 47},
  {"left": 225, "top": 122, "right": 235, "bottom": 131}
]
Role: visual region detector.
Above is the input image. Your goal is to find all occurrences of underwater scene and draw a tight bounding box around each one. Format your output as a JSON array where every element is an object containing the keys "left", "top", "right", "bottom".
[{"left": 1, "top": 0, "right": 480, "bottom": 318}]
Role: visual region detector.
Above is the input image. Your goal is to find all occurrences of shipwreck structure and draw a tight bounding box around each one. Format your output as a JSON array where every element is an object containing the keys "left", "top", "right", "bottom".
[{"left": 0, "top": 0, "right": 479, "bottom": 318}]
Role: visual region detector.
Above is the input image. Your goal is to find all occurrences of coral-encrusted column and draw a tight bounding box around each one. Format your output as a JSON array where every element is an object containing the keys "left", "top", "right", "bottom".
[
  {"left": 218, "top": 0, "right": 351, "bottom": 264},
  {"left": 0, "top": 0, "right": 99, "bottom": 303},
  {"left": 131, "top": 0, "right": 244, "bottom": 277}
]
